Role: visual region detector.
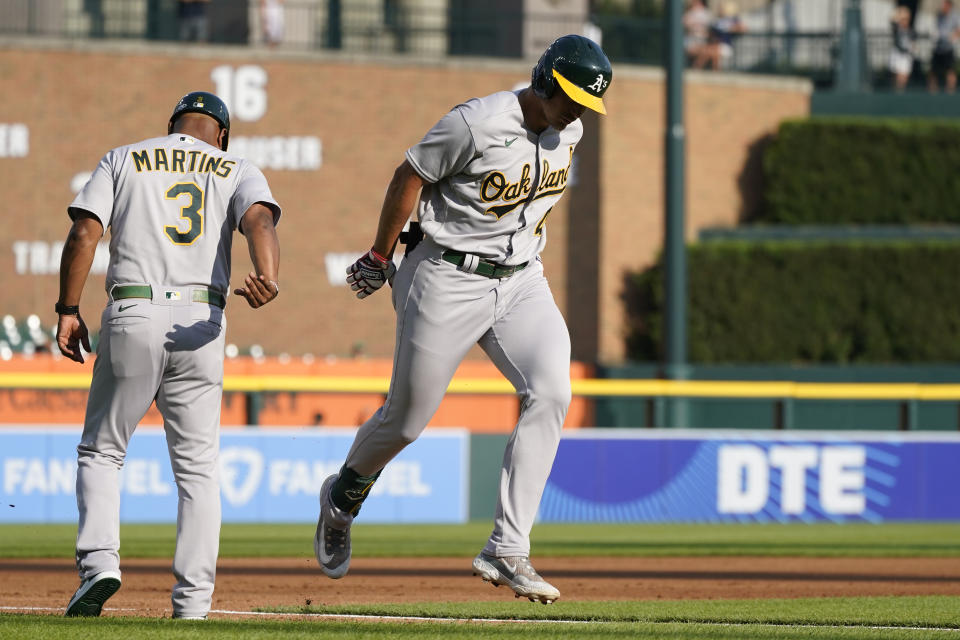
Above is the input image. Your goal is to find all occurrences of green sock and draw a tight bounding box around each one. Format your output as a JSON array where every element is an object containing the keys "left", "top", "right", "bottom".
[{"left": 330, "top": 466, "right": 382, "bottom": 516}]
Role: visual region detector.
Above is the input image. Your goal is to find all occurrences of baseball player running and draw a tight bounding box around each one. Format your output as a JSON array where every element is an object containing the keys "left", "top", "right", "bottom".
[
  {"left": 58, "top": 92, "right": 281, "bottom": 618},
  {"left": 315, "top": 35, "right": 611, "bottom": 604}
]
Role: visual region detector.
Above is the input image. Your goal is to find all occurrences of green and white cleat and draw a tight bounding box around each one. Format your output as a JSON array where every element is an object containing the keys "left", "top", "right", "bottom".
[
  {"left": 65, "top": 570, "right": 121, "bottom": 617},
  {"left": 472, "top": 553, "right": 560, "bottom": 604}
]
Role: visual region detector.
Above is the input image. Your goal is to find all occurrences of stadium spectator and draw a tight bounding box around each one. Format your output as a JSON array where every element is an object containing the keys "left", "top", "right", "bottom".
[
  {"left": 261, "top": 0, "right": 284, "bottom": 48},
  {"left": 889, "top": 5, "right": 916, "bottom": 92},
  {"left": 693, "top": 2, "right": 746, "bottom": 71},
  {"left": 84, "top": 0, "right": 105, "bottom": 38},
  {"left": 928, "top": 0, "right": 960, "bottom": 93},
  {"left": 683, "top": 0, "right": 713, "bottom": 66},
  {"left": 178, "top": 0, "right": 210, "bottom": 42},
  {"left": 898, "top": 0, "right": 919, "bottom": 27}
]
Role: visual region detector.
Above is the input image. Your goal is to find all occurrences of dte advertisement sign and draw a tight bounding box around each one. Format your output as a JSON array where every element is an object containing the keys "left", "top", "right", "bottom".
[
  {"left": 0, "top": 428, "right": 468, "bottom": 524},
  {"left": 541, "top": 431, "right": 960, "bottom": 522}
]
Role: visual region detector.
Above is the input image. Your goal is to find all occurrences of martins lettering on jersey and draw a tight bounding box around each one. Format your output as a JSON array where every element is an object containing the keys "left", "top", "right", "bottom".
[
  {"left": 131, "top": 148, "right": 235, "bottom": 178},
  {"left": 172, "top": 149, "right": 186, "bottom": 173},
  {"left": 481, "top": 146, "right": 574, "bottom": 219}
]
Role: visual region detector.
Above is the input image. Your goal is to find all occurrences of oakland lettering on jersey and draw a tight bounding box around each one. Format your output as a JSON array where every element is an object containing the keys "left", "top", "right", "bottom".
[
  {"left": 130, "top": 148, "right": 235, "bottom": 178},
  {"left": 481, "top": 146, "right": 574, "bottom": 219},
  {"left": 481, "top": 165, "right": 532, "bottom": 204}
]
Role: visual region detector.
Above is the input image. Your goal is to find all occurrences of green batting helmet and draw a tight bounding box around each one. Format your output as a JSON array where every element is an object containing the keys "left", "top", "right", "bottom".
[
  {"left": 168, "top": 91, "right": 231, "bottom": 150},
  {"left": 531, "top": 35, "right": 612, "bottom": 114}
]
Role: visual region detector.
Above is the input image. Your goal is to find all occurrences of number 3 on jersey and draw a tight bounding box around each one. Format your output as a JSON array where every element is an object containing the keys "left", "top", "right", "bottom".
[{"left": 164, "top": 182, "right": 204, "bottom": 245}]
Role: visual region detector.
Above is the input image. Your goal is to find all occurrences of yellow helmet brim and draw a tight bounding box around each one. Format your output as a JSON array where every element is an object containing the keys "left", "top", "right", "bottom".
[{"left": 553, "top": 69, "right": 607, "bottom": 115}]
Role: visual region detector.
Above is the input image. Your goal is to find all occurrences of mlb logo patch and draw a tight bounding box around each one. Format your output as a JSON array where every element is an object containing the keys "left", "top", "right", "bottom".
[{"left": 164, "top": 290, "right": 182, "bottom": 301}]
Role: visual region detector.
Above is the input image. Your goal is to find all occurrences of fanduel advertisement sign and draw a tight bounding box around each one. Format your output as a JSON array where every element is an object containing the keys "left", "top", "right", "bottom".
[
  {"left": 0, "top": 428, "right": 468, "bottom": 523},
  {"left": 541, "top": 430, "right": 960, "bottom": 522}
]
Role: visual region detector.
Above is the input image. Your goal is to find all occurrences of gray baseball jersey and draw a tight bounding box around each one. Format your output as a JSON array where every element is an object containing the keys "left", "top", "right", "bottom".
[
  {"left": 71, "top": 133, "right": 279, "bottom": 292},
  {"left": 344, "top": 89, "right": 577, "bottom": 558},
  {"left": 406, "top": 90, "right": 582, "bottom": 265},
  {"left": 70, "top": 133, "right": 279, "bottom": 618}
]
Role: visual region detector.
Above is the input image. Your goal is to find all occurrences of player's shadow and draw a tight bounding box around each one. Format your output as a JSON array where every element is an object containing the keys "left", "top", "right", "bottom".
[
  {"left": 161, "top": 200, "right": 233, "bottom": 354},
  {"left": 737, "top": 132, "right": 774, "bottom": 223},
  {"left": 163, "top": 320, "right": 222, "bottom": 352},
  {"left": 537, "top": 127, "right": 561, "bottom": 151}
]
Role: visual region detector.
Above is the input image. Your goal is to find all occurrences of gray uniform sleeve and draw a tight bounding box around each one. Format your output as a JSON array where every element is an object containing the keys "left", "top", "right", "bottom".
[
  {"left": 68, "top": 151, "right": 116, "bottom": 225},
  {"left": 405, "top": 107, "right": 477, "bottom": 183},
  {"left": 230, "top": 163, "right": 282, "bottom": 231}
]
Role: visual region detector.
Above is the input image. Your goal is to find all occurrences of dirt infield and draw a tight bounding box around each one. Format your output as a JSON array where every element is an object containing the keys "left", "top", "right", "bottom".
[{"left": 3, "top": 556, "right": 960, "bottom": 617}]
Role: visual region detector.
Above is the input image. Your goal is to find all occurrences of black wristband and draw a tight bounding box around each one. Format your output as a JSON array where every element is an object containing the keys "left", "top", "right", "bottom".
[{"left": 55, "top": 302, "right": 80, "bottom": 316}]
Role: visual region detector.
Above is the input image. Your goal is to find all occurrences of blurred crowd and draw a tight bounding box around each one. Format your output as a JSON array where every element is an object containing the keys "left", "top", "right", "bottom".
[
  {"left": 177, "top": 0, "right": 284, "bottom": 46},
  {"left": 887, "top": 0, "right": 960, "bottom": 92},
  {"left": 0, "top": 315, "right": 58, "bottom": 360},
  {"left": 0, "top": 314, "right": 295, "bottom": 364},
  {"left": 684, "top": 0, "right": 748, "bottom": 71},
  {"left": 683, "top": 0, "right": 960, "bottom": 93}
]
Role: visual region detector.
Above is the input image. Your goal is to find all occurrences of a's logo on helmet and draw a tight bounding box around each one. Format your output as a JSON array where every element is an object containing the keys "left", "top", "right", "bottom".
[{"left": 588, "top": 74, "right": 608, "bottom": 93}]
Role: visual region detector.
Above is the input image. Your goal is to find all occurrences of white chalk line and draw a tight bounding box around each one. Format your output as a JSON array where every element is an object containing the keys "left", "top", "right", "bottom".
[
  {"left": 212, "top": 608, "right": 593, "bottom": 624},
  {"left": 3, "top": 605, "right": 960, "bottom": 632}
]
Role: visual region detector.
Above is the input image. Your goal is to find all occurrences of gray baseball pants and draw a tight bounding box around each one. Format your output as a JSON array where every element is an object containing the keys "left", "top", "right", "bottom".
[
  {"left": 74, "top": 286, "right": 225, "bottom": 618},
  {"left": 345, "top": 238, "right": 571, "bottom": 557}
]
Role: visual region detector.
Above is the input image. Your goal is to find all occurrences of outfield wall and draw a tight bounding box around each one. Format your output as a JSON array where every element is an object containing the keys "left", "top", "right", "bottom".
[
  {"left": 0, "top": 355, "right": 594, "bottom": 431},
  {"left": 543, "top": 430, "right": 960, "bottom": 523},
  {"left": 3, "top": 428, "right": 958, "bottom": 524},
  {"left": 1, "top": 427, "right": 469, "bottom": 524},
  {"left": 0, "top": 39, "right": 810, "bottom": 364}
]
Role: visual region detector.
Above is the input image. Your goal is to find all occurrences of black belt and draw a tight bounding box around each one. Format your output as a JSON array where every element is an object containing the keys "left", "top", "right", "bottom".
[
  {"left": 111, "top": 284, "right": 226, "bottom": 309},
  {"left": 441, "top": 251, "right": 528, "bottom": 279}
]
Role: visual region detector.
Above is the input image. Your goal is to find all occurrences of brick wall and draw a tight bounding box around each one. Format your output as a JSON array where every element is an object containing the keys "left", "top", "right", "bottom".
[{"left": 0, "top": 41, "right": 809, "bottom": 364}]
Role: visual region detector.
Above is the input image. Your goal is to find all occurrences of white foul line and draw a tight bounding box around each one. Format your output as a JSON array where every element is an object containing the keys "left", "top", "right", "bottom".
[
  {"left": 210, "top": 609, "right": 594, "bottom": 624},
  {"left": 3, "top": 606, "right": 960, "bottom": 632}
]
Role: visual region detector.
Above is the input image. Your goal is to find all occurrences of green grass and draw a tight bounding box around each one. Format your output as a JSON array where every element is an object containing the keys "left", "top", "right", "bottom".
[
  {"left": 4, "top": 523, "right": 960, "bottom": 638},
  {"left": 4, "top": 597, "right": 960, "bottom": 639},
  {"left": 3, "top": 617, "right": 952, "bottom": 640},
  {"left": 273, "top": 595, "right": 960, "bottom": 627},
  {"left": 2, "top": 522, "right": 959, "bottom": 558}
]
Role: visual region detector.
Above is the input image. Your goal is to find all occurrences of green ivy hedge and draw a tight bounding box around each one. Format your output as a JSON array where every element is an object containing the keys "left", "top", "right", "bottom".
[
  {"left": 625, "top": 242, "right": 960, "bottom": 363},
  {"left": 761, "top": 118, "right": 960, "bottom": 224}
]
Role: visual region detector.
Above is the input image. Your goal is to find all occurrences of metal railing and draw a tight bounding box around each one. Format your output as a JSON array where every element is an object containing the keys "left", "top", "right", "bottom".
[
  {"left": 0, "top": 1, "right": 936, "bottom": 85},
  {"left": 0, "top": 1, "right": 585, "bottom": 56},
  {"left": 596, "top": 15, "right": 934, "bottom": 81},
  {"left": 0, "top": 0, "right": 148, "bottom": 39},
  {"left": 1, "top": 371, "right": 958, "bottom": 428}
]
